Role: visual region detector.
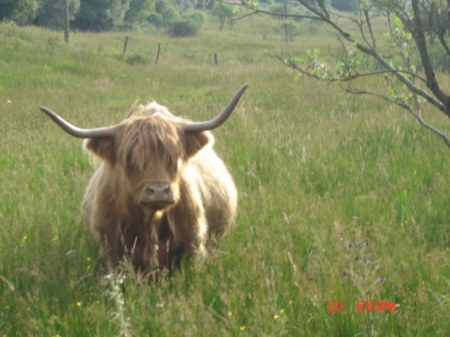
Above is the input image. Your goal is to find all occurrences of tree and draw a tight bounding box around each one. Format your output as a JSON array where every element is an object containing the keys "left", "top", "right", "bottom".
[
  {"left": 73, "top": 0, "right": 131, "bottom": 31},
  {"left": 211, "top": 1, "right": 234, "bottom": 30},
  {"left": 0, "top": 0, "right": 18, "bottom": 21},
  {"left": 267, "top": 0, "right": 314, "bottom": 41},
  {"left": 35, "top": 0, "right": 80, "bottom": 29},
  {"left": 155, "top": 0, "right": 179, "bottom": 22},
  {"left": 242, "top": 0, "right": 450, "bottom": 147},
  {"left": 124, "top": 0, "right": 153, "bottom": 23},
  {"left": 167, "top": 18, "right": 199, "bottom": 37},
  {"left": 0, "top": 0, "right": 40, "bottom": 25},
  {"left": 330, "top": 0, "right": 360, "bottom": 13},
  {"left": 64, "top": 0, "right": 70, "bottom": 42}
]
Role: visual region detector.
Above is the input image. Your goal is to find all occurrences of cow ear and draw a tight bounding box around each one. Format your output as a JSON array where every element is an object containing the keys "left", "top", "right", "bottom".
[
  {"left": 184, "top": 131, "right": 210, "bottom": 158},
  {"left": 85, "top": 137, "right": 116, "bottom": 164}
]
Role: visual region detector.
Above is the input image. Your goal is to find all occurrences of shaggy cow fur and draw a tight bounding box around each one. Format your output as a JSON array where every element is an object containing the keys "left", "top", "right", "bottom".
[{"left": 81, "top": 103, "right": 237, "bottom": 273}]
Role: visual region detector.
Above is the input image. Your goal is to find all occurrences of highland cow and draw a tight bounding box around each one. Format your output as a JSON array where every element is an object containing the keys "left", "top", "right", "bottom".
[{"left": 40, "top": 85, "right": 248, "bottom": 274}]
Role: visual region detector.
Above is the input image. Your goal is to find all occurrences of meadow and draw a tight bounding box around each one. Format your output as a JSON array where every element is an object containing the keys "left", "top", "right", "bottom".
[{"left": 0, "top": 16, "right": 449, "bottom": 337}]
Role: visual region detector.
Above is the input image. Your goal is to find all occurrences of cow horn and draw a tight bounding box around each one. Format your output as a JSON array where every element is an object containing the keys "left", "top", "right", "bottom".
[
  {"left": 39, "top": 106, "right": 117, "bottom": 138},
  {"left": 182, "top": 84, "right": 248, "bottom": 133}
]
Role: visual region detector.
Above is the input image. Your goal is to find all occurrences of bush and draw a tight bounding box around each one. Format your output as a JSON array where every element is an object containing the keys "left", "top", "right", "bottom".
[
  {"left": 161, "top": 6, "right": 178, "bottom": 21},
  {"left": 113, "top": 22, "right": 136, "bottom": 32},
  {"left": 125, "top": 52, "right": 152, "bottom": 65},
  {"left": 155, "top": 0, "right": 168, "bottom": 14},
  {"left": 154, "top": 0, "right": 178, "bottom": 21},
  {"left": 167, "top": 19, "right": 199, "bottom": 38},
  {"left": 271, "top": 21, "right": 302, "bottom": 41},
  {"left": 147, "top": 12, "right": 164, "bottom": 29},
  {"left": 183, "top": 10, "right": 205, "bottom": 29}
]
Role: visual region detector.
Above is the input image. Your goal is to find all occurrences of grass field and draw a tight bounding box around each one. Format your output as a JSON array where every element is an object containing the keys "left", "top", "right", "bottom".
[{"left": 0, "top": 16, "right": 449, "bottom": 337}]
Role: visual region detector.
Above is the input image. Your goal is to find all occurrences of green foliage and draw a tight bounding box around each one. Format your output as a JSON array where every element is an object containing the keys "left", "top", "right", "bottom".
[
  {"left": 426, "top": 42, "right": 450, "bottom": 73},
  {"left": 167, "top": 19, "right": 199, "bottom": 37},
  {"left": 331, "top": 0, "right": 360, "bottom": 12},
  {"left": 0, "top": 0, "right": 39, "bottom": 25},
  {"left": 154, "top": 0, "right": 179, "bottom": 24},
  {"left": 161, "top": 6, "right": 179, "bottom": 20},
  {"left": 271, "top": 20, "right": 301, "bottom": 41},
  {"left": 211, "top": 2, "right": 233, "bottom": 30},
  {"left": 211, "top": 1, "right": 233, "bottom": 17},
  {"left": 147, "top": 12, "right": 164, "bottom": 29},
  {"left": 154, "top": 0, "right": 168, "bottom": 13},
  {"left": 73, "top": 0, "right": 132, "bottom": 31},
  {"left": 125, "top": 51, "right": 153, "bottom": 64},
  {"left": 195, "top": 0, "right": 215, "bottom": 10},
  {"left": 124, "top": 0, "right": 153, "bottom": 23},
  {"left": 268, "top": 1, "right": 304, "bottom": 17},
  {"left": 113, "top": 21, "right": 137, "bottom": 31},
  {"left": 183, "top": 9, "right": 205, "bottom": 27},
  {"left": 0, "top": 0, "right": 15, "bottom": 20},
  {"left": 161, "top": 6, "right": 205, "bottom": 37},
  {"left": 35, "top": 0, "right": 81, "bottom": 29}
]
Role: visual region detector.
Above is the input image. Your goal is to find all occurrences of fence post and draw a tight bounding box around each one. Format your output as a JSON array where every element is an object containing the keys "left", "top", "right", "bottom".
[
  {"left": 214, "top": 53, "right": 218, "bottom": 66},
  {"left": 123, "top": 36, "right": 129, "bottom": 55},
  {"left": 155, "top": 42, "right": 161, "bottom": 65},
  {"left": 63, "top": 0, "right": 70, "bottom": 43}
]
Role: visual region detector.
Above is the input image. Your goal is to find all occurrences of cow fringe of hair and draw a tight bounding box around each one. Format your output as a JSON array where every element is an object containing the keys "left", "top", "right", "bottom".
[{"left": 83, "top": 102, "right": 185, "bottom": 170}]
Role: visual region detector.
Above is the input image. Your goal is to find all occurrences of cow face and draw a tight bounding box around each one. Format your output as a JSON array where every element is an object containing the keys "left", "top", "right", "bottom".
[
  {"left": 85, "top": 115, "right": 210, "bottom": 210},
  {"left": 39, "top": 85, "right": 248, "bottom": 210}
]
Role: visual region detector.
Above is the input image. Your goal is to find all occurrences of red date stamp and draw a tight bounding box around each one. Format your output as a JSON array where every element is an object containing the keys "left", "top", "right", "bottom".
[{"left": 328, "top": 300, "right": 397, "bottom": 311}]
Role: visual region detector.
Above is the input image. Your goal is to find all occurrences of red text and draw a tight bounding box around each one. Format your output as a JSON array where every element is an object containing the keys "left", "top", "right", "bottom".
[{"left": 356, "top": 301, "right": 397, "bottom": 311}]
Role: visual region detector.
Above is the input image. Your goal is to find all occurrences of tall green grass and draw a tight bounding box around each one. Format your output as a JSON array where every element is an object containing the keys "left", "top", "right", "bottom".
[{"left": 0, "top": 19, "right": 449, "bottom": 336}]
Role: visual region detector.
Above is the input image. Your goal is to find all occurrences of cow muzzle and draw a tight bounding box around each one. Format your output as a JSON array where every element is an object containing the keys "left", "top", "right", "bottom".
[{"left": 139, "top": 183, "right": 174, "bottom": 209}]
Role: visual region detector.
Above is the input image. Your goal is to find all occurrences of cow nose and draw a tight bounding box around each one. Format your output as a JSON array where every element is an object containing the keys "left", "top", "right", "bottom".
[
  {"left": 141, "top": 183, "right": 174, "bottom": 207},
  {"left": 146, "top": 183, "right": 170, "bottom": 197}
]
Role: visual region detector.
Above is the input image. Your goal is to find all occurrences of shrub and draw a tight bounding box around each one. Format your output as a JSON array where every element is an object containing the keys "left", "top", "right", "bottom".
[
  {"left": 125, "top": 52, "right": 152, "bottom": 65},
  {"left": 167, "top": 19, "right": 199, "bottom": 38},
  {"left": 154, "top": 0, "right": 178, "bottom": 21},
  {"left": 183, "top": 10, "right": 205, "bottom": 29},
  {"left": 155, "top": 0, "right": 167, "bottom": 14},
  {"left": 161, "top": 6, "right": 178, "bottom": 21},
  {"left": 113, "top": 22, "right": 136, "bottom": 32},
  {"left": 147, "top": 12, "right": 164, "bottom": 29}
]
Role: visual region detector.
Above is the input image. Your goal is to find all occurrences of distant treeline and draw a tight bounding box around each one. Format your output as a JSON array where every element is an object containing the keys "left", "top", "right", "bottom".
[
  {"left": 0, "top": 0, "right": 237, "bottom": 34},
  {"left": 0, "top": 0, "right": 367, "bottom": 36}
]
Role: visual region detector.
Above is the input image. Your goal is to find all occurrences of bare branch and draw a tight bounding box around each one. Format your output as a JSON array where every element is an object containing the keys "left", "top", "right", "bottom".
[
  {"left": 277, "top": 54, "right": 428, "bottom": 84},
  {"left": 240, "top": 0, "right": 450, "bottom": 146},
  {"left": 345, "top": 87, "right": 450, "bottom": 147},
  {"left": 363, "top": 7, "right": 377, "bottom": 49}
]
